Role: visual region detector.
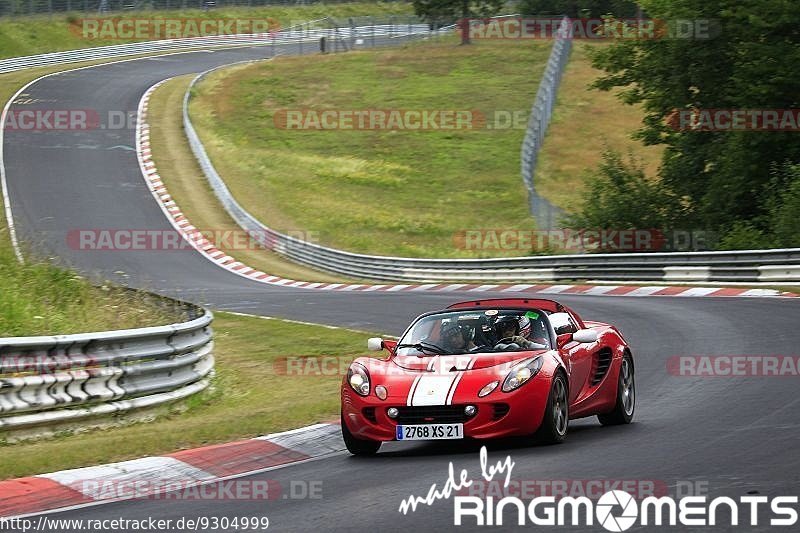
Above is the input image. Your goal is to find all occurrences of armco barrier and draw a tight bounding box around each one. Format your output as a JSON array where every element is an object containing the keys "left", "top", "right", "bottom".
[
  {"left": 179, "top": 76, "right": 800, "bottom": 284},
  {"left": 0, "top": 18, "right": 435, "bottom": 74},
  {"left": 4, "top": 18, "right": 798, "bottom": 285},
  {"left": 178, "top": 32, "right": 800, "bottom": 285},
  {"left": 0, "top": 301, "right": 213, "bottom": 432}
]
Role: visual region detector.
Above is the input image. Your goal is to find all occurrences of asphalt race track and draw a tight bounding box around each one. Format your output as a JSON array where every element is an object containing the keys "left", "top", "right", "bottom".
[{"left": 3, "top": 40, "right": 800, "bottom": 532}]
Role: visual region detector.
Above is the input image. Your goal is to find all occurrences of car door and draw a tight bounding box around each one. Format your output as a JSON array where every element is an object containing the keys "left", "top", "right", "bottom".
[{"left": 552, "top": 313, "right": 594, "bottom": 404}]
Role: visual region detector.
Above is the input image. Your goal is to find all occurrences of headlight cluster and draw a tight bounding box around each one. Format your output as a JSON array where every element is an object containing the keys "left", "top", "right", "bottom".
[
  {"left": 502, "top": 356, "right": 544, "bottom": 392},
  {"left": 347, "top": 363, "right": 370, "bottom": 396}
]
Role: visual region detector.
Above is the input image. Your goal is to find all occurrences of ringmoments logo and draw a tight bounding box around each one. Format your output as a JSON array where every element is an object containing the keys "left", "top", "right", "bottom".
[
  {"left": 396, "top": 447, "right": 799, "bottom": 530},
  {"left": 452, "top": 490, "right": 799, "bottom": 529},
  {"left": 596, "top": 490, "right": 638, "bottom": 531}
]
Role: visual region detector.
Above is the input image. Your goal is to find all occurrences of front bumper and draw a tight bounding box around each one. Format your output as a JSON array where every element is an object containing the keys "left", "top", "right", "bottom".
[{"left": 341, "top": 377, "right": 552, "bottom": 442}]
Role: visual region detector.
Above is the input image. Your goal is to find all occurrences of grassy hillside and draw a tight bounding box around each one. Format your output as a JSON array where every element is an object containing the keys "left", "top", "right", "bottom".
[
  {"left": 0, "top": 3, "right": 415, "bottom": 59},
  {"left": 190, "top": 38, "right": 551, "bottom": 258},
  {"left": 0, "top": 225, "right": 181, "bottom": 336},
  {"left": 188, "top": 39, "right": 662, "bottom": 258}
]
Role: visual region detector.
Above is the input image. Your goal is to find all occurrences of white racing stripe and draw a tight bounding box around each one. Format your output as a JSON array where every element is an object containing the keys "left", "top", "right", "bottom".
[
  {"left": 406, "top": 375, "right": 422, "bottom": 406},
  {"left": 410, "top": 374, "right": 459, "bottom": 406},
  {"left": 409, "top": 356, "right": 475, "bottom": 407},
  {"left": 445, "top": 373, "right": 463, "bottom": 405}
]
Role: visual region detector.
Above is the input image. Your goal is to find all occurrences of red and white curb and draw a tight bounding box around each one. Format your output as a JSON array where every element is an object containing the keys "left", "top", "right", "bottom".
[
  {"left": 0, "top": 423, "right": 341, "bottom": 518},
  {"left": 135, "top": 83, "right": 797, "bottom": 300}
]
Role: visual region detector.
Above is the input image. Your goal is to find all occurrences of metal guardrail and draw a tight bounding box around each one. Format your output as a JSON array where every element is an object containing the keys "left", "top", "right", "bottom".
[
  {"left": 3, "top": 17, "right": 797, "bottom": 285},
  {"left": 182, "top": 67, "right": 800, "bottom": 284},
  {"left": 0, "top": 302, "right": 214, "bottom": 431},
  {"left": 0, "top": 18, "right": 433, "bottom": 74},
  {"left": 520, "top": 15, "right": 570, "bottom": 229}
]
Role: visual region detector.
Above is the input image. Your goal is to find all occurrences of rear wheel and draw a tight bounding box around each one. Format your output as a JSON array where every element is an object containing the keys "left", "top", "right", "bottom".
[
  {"left": 341, "top": 414, "right": 381, "bottom": 456},
  {"left": 535, "top": 373, "right": 569, "bottom": 444},
  {"left": 598, "top": 353, "right": 635, "bottom": 426}
]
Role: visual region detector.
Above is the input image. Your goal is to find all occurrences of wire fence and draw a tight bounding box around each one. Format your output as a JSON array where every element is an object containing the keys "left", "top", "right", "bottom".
[{"left": 520, "top": 16, "right": 571, "bottom": 230}]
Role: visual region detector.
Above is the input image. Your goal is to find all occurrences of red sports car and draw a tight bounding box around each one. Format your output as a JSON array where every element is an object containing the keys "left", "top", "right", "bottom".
[{"left": 341, "top": 298, "right": 635, "bottom": 455}]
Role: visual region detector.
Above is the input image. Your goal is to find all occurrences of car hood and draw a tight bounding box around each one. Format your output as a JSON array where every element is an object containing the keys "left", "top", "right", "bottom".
[{"left": 391, "top": 351, "right": 546, "bottom": 372}]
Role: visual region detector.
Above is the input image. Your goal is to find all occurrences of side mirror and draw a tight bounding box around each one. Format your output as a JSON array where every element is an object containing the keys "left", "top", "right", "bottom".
[
  {"left": 367, "top": 338, "right": 384, "bottom": 351},
  {"left": 573, "top": 329, "right": 598, "bottom": 344},
  {"left": 556, "top": 333, "right": 573, "bottom": 348}
]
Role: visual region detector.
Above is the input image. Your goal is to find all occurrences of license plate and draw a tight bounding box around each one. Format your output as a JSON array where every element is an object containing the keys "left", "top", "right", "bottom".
[{"left": 396, "top": 423, "right": 464, "bottom": 441}]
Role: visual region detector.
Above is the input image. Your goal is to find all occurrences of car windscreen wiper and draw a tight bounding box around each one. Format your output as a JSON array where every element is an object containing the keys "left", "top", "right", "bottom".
[{"left": 396, "top": 341, "right": 448, "bottom": 355}]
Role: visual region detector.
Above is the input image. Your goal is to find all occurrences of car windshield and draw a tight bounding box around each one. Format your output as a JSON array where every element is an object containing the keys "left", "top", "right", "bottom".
[{"left": 397, "top": 309, "right": 552, "bottom": 356}]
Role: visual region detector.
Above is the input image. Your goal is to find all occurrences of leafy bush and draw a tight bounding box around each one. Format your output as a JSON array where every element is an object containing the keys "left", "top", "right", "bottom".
[
  {"left": 717, "top": 222, "right": 771, "bottom": 250},
  {"left": 768, "top": 164, "right": 800, "bottom": 248},
  {"left": 563, "top": 150, "right": 681, "bottom": 230}
]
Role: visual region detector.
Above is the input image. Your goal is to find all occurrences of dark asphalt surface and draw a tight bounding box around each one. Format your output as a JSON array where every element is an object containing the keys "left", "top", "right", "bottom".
[{"left": 2, "top": 40, "right": 799, "bottom": 532}]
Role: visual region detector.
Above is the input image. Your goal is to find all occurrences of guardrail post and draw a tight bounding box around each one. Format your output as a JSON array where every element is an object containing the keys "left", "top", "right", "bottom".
[{"left": 299, "top": 23, "right": 304, "bottom": 55}]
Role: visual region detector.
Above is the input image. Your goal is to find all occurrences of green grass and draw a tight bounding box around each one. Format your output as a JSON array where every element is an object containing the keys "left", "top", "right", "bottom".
[
  {"left": 188, "top": 39, "right": 666, "bottom": 258},
  {"left": 190, "top": 38, "right": 552, "bottom": 258},
  {"left": 0, "top": 3, "right": 415, "bottom": 60},
  {"left": 0, "top": 312, "right": 379, "bottom": 479},
  {"left": 534, "top": 42, "right": 663, "bottom": 211},
  {"left": 0, "top": 251, "right": 180, "bottom": 336},
  {"left": 147, "top": 75, "right": 357, "bottom": 283}
]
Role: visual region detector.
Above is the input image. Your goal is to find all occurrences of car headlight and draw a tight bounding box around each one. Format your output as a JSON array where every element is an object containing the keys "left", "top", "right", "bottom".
[
  {"left": 502, "top": 356, "right": 543, "bottom": 392},
  {"left": 347, "top": 363, "right": 370, "bottom": 396},
  {"left": 478, "top": 381, "right": 499, "bottom": 397}
]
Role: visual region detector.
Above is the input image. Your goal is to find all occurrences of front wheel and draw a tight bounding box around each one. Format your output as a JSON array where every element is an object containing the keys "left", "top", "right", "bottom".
[
  {"left": 598, "top": 353, "right": 635, "bottom": 426},
  {"left": 535, "top": 373, "right": 569, "bottom": 444},
  {"left": 341, "top": 414, "right": 381, "bottom": 456}
]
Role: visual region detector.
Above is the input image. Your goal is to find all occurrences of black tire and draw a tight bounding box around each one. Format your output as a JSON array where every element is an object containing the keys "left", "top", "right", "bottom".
[
  {"left": 341, "top": 414, "right": 381, "bottom": 456},
  {"left": 598, "top": 353, "right": 635, "bottom": 426},
  {"left": 535, "top": 372, "right": 569, "bottom": 444}
]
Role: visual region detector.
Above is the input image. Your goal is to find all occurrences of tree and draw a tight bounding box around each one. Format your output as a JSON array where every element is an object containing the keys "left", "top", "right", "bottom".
[
  {"left": 581, "top": 0, "right": 800, "bottom": 246},
  {"left": 413, "top": 0, "right": 504, "bottom": 44}
]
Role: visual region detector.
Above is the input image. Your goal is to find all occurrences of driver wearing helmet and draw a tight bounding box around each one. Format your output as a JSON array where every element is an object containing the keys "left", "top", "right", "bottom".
[
  {"left": 440, "top": 323, "right": 476, "bottom": 353},
  {"left": 493, "top": 315, "right": 537, "bottom": 350}
]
